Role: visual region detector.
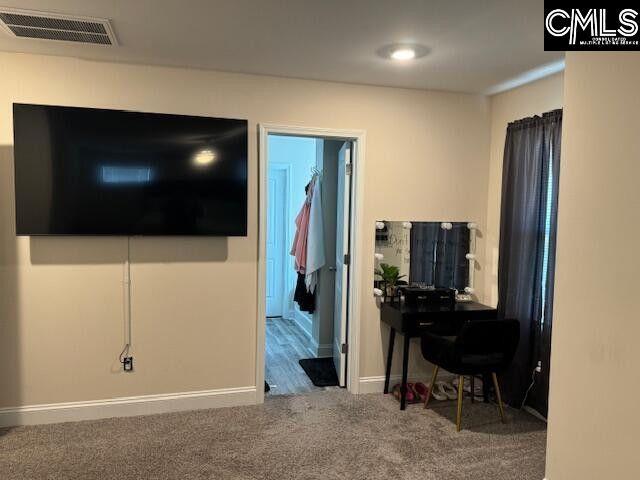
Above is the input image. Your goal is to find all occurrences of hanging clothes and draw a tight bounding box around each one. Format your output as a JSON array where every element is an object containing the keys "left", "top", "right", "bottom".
[
  {"left": 293, "top": 273, "right": 315, "bottom": 313},
  {"left": 291, "top": 177, "right": 317, "bottom": 313},
  {"left": 305, "top": 175, "right": 325, "bottom": 293},
  {"left": 291, "top": 172, "right": 325, "bottom": 312},
  {"left": 290, "top": 177, "right": 315, "bottom": 274}
]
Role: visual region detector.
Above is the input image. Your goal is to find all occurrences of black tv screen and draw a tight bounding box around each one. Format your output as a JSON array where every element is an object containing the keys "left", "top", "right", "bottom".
[{"left": 13, "top": 104, "right": 248, "bottom": 235}]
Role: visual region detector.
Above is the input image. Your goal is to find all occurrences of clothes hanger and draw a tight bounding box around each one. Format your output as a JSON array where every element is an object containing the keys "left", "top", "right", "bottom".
[{"left": 310, "top": 166, "right": 322, "bottom": 179}]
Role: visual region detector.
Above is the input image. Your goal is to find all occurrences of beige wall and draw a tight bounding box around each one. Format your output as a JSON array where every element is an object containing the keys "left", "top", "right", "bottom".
[
  {"left": 546, "top": 52, "right": 640, "bottom": 480},
  {"left": 0, "top": 52, "right": 491, "bottom": 408},
  {"left": 484, "top": 73, "right": 564, "bottom": 306}
]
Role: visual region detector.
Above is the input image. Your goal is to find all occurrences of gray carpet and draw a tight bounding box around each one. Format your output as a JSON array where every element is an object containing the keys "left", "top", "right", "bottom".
[{"left": 0, "top": 390, "right": 546, "bottom": 479}]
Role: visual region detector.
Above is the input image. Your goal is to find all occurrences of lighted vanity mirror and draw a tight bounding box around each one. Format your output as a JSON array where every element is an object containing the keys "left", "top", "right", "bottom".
[{"left": 374, "top": 220, "right": 477, "bottom": 298}]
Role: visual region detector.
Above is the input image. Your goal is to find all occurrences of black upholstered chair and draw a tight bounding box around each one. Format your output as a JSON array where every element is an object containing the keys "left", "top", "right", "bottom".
[{"left": 421, "top": 319, "right": 520, "bottom": 431}]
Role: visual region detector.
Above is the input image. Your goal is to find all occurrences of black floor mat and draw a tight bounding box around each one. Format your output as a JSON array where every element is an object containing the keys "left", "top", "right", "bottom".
[{"left": 298, "top": 357, "right": 339, "bottom": 387}]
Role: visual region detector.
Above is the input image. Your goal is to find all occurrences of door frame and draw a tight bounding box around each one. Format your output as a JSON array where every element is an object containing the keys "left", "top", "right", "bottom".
[{"left": 257, "top": 123, "right": 366, "bottom": 403}]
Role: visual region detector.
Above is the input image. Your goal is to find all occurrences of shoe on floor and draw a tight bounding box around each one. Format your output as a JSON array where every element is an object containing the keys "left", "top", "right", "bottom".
[
  {"left": 429, "top": 382, "right": 449, "bottom": 401},
  {"left": 452, "top": 377, "right": 470, "bottom": 393},
  {"left": 436, "top": 381, "right": 458, "bottom": 400},
  {"left": 413, "top": 382, "right": 429, "bottom": 402},
  {"left": 391, "top": 383, "right": 418, "bottom": 404},
  {"left": 407, "top": 383, "right": 422, "bottom": 404},
  {"left": 453, "top": 377, "right": 484, "bottom": 401}
]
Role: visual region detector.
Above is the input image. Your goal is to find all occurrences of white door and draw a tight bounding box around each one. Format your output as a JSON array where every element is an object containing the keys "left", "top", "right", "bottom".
[
  {"left": 333, "top": 142, "right": 352, "bottom": 386},
  {"left": 266, "top": 167, "right": 287, "bottom": 317}
]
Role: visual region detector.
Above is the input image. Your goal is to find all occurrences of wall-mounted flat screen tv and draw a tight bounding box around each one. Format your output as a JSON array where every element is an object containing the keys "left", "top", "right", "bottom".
[{"left": 13, "top": 104, "right": 248, "bottom": 236}]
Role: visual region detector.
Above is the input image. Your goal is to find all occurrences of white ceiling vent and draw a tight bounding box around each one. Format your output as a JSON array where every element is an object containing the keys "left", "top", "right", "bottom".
[{"left": 0, "top": 8, "right": 117, "bottom": 45}]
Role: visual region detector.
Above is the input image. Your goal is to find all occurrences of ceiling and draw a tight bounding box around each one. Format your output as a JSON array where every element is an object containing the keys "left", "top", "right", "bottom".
[{"left": 0, "top": 0, "right": 564, "bottom": 94}]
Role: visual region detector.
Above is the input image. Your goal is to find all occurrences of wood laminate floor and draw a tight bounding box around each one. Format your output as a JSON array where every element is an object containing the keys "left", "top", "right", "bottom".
[{"left": 265, "top": 316, "right": 332, "bottom": 395}]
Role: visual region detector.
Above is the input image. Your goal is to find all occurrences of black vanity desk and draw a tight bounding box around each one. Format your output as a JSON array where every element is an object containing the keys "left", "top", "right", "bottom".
[{"left": 381, "top": 300, "right": 498, "bottom": 410}]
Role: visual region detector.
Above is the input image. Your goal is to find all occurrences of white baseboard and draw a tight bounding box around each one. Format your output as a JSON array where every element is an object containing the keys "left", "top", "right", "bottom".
[
  {"left": 0, "top": 385, "right": 257, "bottom": 428},
  {"left": 315, "top": 343, "right": 333, "bottom": 357},
  {"left": 358, "top": 372, "right": 456, "bottom": 394},
  {"left": 358, "top": 375, "right": 402, "bottom": 394},
  {"left": 291, "top": 308, "right": 313, "bottom": 339}
]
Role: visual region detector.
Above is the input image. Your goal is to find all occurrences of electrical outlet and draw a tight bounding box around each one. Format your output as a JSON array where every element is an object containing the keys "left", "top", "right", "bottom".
[{"left": 122, "top": 356, "right": 134, "bottom": 372}]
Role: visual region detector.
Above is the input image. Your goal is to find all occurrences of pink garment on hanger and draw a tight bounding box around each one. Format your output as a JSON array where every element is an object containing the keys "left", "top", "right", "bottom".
[{"left": 290, "top": 178, "right": 315, "bottom": 273}]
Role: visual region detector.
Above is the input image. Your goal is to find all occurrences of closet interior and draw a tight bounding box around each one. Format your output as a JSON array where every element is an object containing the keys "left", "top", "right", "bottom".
[{"left": 264, "top": 134, "right": 350, "bottom": 395}]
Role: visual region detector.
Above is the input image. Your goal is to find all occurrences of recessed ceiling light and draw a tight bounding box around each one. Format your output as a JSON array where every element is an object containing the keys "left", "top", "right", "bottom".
[
  {"left": 377, "top": 43, "right": 430, "bottom": 62},
  {"left": 390, "top": 48, "right": 416, "bottom": 61}
]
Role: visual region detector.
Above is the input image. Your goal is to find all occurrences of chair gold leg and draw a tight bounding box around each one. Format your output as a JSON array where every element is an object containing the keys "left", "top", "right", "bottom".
[
  {"left": 491, "top": 373, "right": 506, "bottom": 423},
  {"left": 424, "top": 365, "right": 439, "bottom": 409},
  {"left": 456, "top": 375, "right": 464, "bottom": 432}
]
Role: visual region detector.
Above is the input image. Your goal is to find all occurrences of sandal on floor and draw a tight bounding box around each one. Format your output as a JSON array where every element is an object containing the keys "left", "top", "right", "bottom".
[
  {"left": 413, "top": 382, "right": 430, "bottom": 402},
  {"left": 392, "top": 383, "right": 401, "bottom": 401},
  {"left": 391, "top": 383, "right": 417, "bottom": 404},
  {"left": 407, "top": 383, "right": 422, "bottom": 404}
]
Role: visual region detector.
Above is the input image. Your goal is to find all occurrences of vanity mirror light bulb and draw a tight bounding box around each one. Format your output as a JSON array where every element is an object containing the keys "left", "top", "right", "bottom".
[
  {"left": 464, "top": 287, "right": 475, "bottom": 294},
  {"left": 375, "top": 221, "right": 386, "bottom": 230},
  {"left": 467, "top": 222, "right": 477, "bottom": 230},
  {"left": 373, "top": 288, "right": 384, "bottom": 297},
  {"left": 441, "top": 222, "right": 452, "bottom": 230},
  {"left": 465, "top": 253, "right": 476, "bottom": 260},
  {"left": 374, "top": 253, "right": 384, "bottom": 260},
  {"left": 402, "top": 222, "right": 412, "bottom": 229}
]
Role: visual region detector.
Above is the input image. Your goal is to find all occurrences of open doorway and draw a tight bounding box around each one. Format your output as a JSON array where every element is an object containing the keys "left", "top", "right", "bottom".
[{"left": 262, "top": 134, "right": 352, "bottom": 395}]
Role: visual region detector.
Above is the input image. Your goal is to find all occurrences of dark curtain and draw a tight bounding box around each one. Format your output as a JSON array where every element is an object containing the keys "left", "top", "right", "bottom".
[
  {"left": 411, "top": 222, "right": 470, "bottom": 290},
  {"left": 435, "top": 223, "right": 470, "bottom": 290},
  {"left": 410, "top": 222, "right": 440, "bottom": 285},
  {"left": 497, "top": 109, "right": 562, "bottom": 416}
]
